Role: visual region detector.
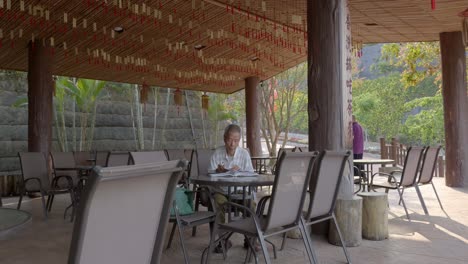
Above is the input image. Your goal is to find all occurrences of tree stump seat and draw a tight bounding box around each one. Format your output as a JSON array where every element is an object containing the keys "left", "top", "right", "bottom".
[{"left": 358, "top": 192, "right": 388, "bottom": 241}]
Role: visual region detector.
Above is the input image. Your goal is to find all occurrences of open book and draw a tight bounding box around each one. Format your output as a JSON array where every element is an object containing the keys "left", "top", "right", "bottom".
[{"left": 208, "top": 170, "right": 259, "bottom": 177}]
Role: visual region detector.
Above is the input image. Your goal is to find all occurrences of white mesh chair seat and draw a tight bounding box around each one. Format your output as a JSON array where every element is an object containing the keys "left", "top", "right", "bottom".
[
  {"left": 177, "top": 211, "right": 217, "bottom": 225},
  {"left": 68, "top": 161, "right": 183, "bottom": 264},
  {"left": 217, "top": 216, "right": 268, "bottom": 237}
]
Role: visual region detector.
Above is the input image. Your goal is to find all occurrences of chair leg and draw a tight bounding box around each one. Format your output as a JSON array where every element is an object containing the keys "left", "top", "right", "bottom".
[
  {"left": 398, "top": 188, "right": 405, "bottom": 205},
  {"left": 280, "top": 232, "right": 287, "bottom": 251},
  {"left": 166, "top": 222, "right": 177, "bottom": 249},
  {"left": 47, "top": 194, "right": 55, "bottom": 212},
  {"left": 397, "top": 188, "right": 410, "bottom": 221},
  {"left": 414, "top": 185, "right": 429, "bottom": 215},
  {"left": 299, "top": 219, "right": 317, "bottom": 264},
  {"left": 332, "top": 214, "right": 352, "bottom": 264},
  {"left": 431, "top": 182, "right": 444, "bottom": 210},
  {"left": 257, "top": 233, "right": 272, "bottom": 264},
  {"left": 17, "top": 192, "right": 24, "bottom": 210},
  {"left": 204, "top": 219, "right": 219, "bottom": 264},
  {"left": 175, "top": 218, "right": 189, "bottom": 264},
  {"left": 265, "top": 239, "right": 277, "bottom": 259},
  {"left": 40, "top": 191, "right": 48, "bottom": 219},
  {"left": 192, "top": 191, "right": 200, "bottom": 237}
]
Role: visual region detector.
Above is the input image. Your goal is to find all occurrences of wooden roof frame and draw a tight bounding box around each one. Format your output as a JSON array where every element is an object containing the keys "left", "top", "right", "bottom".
[{"left": 0, "top": 0, "right": 465, "bottom": 93}]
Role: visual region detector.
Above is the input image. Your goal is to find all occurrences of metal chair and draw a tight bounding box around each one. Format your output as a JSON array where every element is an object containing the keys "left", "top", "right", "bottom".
[
  {"left": 370, "top": 146, "right": 425, "bottom": 220},
  {"left": 302, "top": 150, "right": 352, "bottom": 264},
  {"left": 68, "top": 161, "right": 184, "bottom": 264},
  {"left": 165, "top": 149, "right": 192, "bottom": 187},
  {"left": 49, "top": 152, "right": 81, "bottom": 217},
  {"left": 416, "top": 146, "right": 444, "bottom": 211},
  {"left": 17, "top": 152, "right": 75, "bottom": 219},
  {"left": 204, "top": 151, "right": 318, "bottom": 264}
]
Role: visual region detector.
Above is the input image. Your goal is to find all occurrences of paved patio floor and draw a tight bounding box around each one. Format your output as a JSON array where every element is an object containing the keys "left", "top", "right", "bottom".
[{"left": 1, "top": 177, "right": 467, "bottom": 264}]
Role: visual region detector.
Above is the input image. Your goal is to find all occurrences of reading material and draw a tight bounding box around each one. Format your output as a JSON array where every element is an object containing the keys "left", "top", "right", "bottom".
[{"left": 208, "top": 171, "right": 258, "bottom": 177}]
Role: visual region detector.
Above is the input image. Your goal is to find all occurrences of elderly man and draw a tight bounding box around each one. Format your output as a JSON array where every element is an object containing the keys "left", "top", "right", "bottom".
[{"left": 209, "top": 124, "right": 254, "bottom": 252}]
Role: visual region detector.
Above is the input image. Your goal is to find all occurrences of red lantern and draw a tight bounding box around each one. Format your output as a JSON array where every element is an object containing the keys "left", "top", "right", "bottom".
[{"left": 140, "top": 81, "right": 149, "bottom": 104}]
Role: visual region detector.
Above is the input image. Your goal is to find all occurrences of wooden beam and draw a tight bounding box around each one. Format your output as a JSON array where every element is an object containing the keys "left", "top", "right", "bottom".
[
  {"left": 439, "top": 31, "right": 468, "bottom": 187},
  {"left": 245, "top": 76, "right": 262, "bottom": 157},
  {"left": 28, "top": 41, "right": 54, "bottom": 155}
]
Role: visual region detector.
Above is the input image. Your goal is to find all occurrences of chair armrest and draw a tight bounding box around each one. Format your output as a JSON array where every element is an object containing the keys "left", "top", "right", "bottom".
[
  {"left": 370, "top": 172, "right": 398, "bottom": 187},
  {"left": 22, "top": 177, "right": 44, "bottom": 192},
  {"left": 51, "top": 175, "right": 74, "bottom": 190},
  {"left": 256, "top": 195, "right": 271, "bottom": 216}
]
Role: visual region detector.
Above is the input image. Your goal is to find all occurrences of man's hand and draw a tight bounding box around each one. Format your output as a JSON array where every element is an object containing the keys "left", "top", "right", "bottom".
[{"left": 216, "top": 164, "right": 229, "bottom": 173}]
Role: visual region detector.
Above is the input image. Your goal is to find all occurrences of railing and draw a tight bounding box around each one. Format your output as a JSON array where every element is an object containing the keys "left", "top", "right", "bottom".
[{"left": 379, "top": 138, "right": 445, "bottom": 177}]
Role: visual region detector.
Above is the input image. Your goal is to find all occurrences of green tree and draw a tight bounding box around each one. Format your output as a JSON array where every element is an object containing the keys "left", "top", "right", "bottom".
[{"left": 259, "top": 62, "right": 307, "bottom": 156}]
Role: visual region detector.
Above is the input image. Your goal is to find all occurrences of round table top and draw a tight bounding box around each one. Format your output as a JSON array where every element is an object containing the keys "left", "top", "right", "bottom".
[
  {"left": 354, "top": 159, "right": 394, "bottom": 165},
  {"left": 0, "top": 208, "right": 32, "bottom": 240},
  {"left": 190, "top": 174, "right": 275, "bottom": 187}
]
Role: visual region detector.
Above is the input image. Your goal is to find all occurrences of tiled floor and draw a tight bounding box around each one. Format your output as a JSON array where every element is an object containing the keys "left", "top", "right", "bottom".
[{"left": 1, "top": 177, "right": 467, "bottom": 264}]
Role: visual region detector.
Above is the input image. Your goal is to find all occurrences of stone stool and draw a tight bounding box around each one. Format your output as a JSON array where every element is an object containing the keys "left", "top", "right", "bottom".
[{"left": 358, "top": 192, "right": 388, "bottom": 240}]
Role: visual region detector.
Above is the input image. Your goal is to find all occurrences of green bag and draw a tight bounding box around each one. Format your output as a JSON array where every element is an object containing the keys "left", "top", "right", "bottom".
[{"left": 170, "top": 187, "right": 194, "bottom": 216}]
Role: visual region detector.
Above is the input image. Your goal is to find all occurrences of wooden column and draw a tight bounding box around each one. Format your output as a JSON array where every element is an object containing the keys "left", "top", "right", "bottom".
[
  {"left": 439, "top": 31, "right": 468, "bottom": 187},
  {"left": 308, "top": 0, "right": 345, "bottom": 152},
  {"left": 245, "top": 76, "right": 262, "bottom": 157},
  {"left": 28, "top": 41, "right": 54, "bottom": 155}
]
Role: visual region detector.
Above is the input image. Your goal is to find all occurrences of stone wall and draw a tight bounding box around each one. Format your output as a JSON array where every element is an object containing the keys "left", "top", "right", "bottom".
[{"left": 0, "top": 71, "right": 225, "bottom": 174}]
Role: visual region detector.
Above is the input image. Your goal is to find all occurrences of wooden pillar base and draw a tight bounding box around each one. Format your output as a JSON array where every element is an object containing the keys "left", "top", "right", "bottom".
[
  {"left": 358, "top": 192, "right": 388, "bottom": 240},
  {"left": 328, "top": 196, "right": 362, "bottom": 247}
]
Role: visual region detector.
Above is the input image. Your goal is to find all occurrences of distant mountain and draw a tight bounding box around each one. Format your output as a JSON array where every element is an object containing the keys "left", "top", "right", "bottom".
[{"left": 358, "top": 44, "right": 383, "bottom": 80}]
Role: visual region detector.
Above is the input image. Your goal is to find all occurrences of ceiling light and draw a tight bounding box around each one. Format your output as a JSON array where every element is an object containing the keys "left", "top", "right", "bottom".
[
  {"left": 113, "top": 26, "right": 124, "bottom": 33},
  {"left": 250, "top": 56, "right": 259, "bottom": 61},
  {"left": 194, "top": 44, "right": 206, "bottom": 50}
]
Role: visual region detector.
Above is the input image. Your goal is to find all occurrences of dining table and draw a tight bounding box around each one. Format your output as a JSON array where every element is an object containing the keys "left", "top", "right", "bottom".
[
  {"left": 190, "top": 174, "right": 275, "bottom": 221},
  {"left": 354, "top": 159, "right": 395, "bottom": 191}
]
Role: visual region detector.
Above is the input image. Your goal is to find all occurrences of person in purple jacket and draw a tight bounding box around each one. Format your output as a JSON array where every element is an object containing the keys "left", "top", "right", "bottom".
[{"left": 353, "top": 115, "right": 364, "bottom": 173}]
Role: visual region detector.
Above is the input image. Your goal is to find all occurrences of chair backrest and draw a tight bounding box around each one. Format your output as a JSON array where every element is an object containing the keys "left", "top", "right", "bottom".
[
  {"left": 130, "top": 151, "right": 168, "bottom": 165},
  {"left": 68, "top": 161, "right": 183, "bottom": 264},
  {"left": 277, "top": 147, "right": 295, "bottom": 158},
  {"left": 95, "top": 151, "right": 109, "bottom": 167},
  {"left": 306, "top": 150, "right": 351, "bottom": 220},
  {"left": 164, "top": 149, "right": 186, "bottom": 160},
  {"left": 18, "top": 152, "right": 50, "bottom": 192},
  {"left": 265, "top": 151, "right": 318, "bottom": 230},
  {"left": 50, "top": 152, "right": 79, "bottom": 184},
  {"left": 51, "top": 152, "right": 76, "bottom": 168},
  {"left": 105, "top": 151, "right": 130, "bottom": 167},
  {"left": 195, "top": 149, "right": 215, "bottom": 176},
  {"left": 418, "top": 146, "right": 441, "bottom": 184},
  {"left": 74, "top": 151, "right": 92, "bottom": 166},
  {"left": 399, "top": 146, "right": 425, "bottom": 187}
]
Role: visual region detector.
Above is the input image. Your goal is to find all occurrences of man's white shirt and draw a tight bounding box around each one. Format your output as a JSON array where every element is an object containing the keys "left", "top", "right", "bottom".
[{"left": 209, "top": 146, "right": 254, "bottom": 173}]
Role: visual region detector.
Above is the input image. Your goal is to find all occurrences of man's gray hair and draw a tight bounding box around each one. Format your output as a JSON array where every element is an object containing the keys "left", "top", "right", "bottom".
[{"left": 224, "top": 124, "right": 241, "bottom": 138}]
